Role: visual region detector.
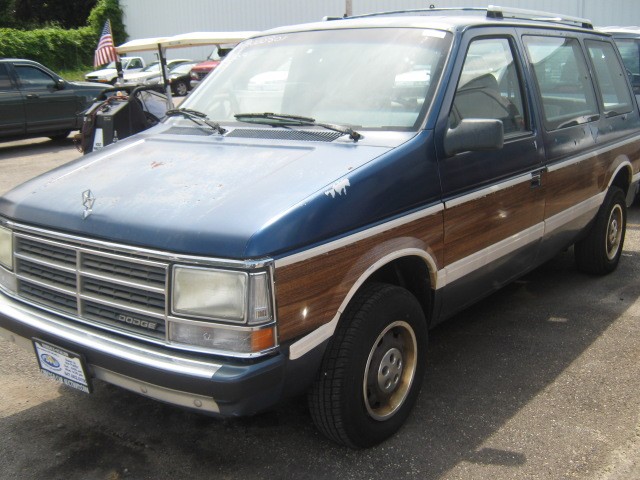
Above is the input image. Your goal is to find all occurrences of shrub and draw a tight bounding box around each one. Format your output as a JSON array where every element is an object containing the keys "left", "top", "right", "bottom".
[{"left": 0, "top": 0, "right": 126, "bottom": 71}]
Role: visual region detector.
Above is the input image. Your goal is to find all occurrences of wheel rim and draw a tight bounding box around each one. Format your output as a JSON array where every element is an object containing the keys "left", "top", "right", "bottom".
[
  {"left": 363, "top": 320, "right": 417, "bottom": 421},
  {"left": 606, "top": 204, "right": 624, "bottom": 260},
  {"left": 176, "top": 82, "right": 187, "bottom": 96}
]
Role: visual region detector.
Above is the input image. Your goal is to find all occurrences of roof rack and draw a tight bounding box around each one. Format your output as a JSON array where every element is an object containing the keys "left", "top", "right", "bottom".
[
  {"left": 487, "top": 5, "right": 593, "bottom": 29},
  {"left": 335, "top": 5, "right": 593, "bottom": 29}
]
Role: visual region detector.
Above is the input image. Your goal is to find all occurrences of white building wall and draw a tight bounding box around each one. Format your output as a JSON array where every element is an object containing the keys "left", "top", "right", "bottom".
[{"left": 120, "top": 0, "right": 640, "bottom": 61}]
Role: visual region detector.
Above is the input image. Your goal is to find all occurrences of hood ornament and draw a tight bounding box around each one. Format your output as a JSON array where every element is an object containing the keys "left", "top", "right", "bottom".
[{"left": 82, "top": 189, "right": 95, "bottom": 219}]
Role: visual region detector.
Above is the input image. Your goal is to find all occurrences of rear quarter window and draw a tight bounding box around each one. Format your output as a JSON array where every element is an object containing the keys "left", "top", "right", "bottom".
[
  {"left": 586, "top": 39, "right": 633, "bottom": 115},
  {"left": 523, "top": 35, "right": 599, "bottom": 130}
]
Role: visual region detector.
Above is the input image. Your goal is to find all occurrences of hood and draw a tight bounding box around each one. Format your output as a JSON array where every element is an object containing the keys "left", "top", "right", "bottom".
[
  {"left": 0, "top": 125, "right": 411, "bottom": 259},
  {"left": 192, "top": 60, "right": 220, "bottom": 71},
  {"left": 70, "top": 80, "right": 109, "bottom": 89},
  {"left": 124, "top": 71, "right": 155, "bottom": 81},
  {"left": 86, "top": 68, "right": 116, "bottom": 77}
]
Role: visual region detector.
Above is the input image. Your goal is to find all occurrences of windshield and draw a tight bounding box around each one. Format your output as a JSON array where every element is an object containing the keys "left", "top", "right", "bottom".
[
  {"left": 104, "top": 58, "right": 132, "bottom": 69},
  {"left": 181, "top": 28, "right": 451, "bottom": 130}
]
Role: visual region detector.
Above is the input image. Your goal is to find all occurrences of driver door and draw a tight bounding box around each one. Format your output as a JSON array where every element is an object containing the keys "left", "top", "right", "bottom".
[
  {"left": 436, "top": 32, "right": 545, "bottom": 317},
  {"left": 14, "top": 64, "right": 78, "bottom": 134}
]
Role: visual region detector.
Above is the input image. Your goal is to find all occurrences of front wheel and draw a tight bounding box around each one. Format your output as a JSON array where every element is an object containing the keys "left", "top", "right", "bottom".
[
  {"left": 308, "top": 283, "right": 427, "bottom": 448},
  {"left": 575, "top": 186, "right": 627, "bottom": 274}
]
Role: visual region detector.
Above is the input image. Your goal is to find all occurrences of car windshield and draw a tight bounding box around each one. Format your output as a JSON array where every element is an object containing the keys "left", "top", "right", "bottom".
[
  {"left": 103, "top": 59, "right": 133, "bottom": 69},
  {"left": 181, "top": 28, "right": 451, "bottom": 130}
]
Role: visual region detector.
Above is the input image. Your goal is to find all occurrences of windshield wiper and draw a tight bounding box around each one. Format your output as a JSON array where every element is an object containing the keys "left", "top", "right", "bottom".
[
  {"left": 234, "top": 112, "right": 362, "bottom": 142},
  {"left": 166, "top": 108, "right": 227, "bottom": 135}
]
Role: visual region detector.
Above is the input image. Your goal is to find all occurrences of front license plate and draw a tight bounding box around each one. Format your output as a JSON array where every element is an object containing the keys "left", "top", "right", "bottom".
[{"left": 33, "top": 339, "right": 92, "bottom": 394}]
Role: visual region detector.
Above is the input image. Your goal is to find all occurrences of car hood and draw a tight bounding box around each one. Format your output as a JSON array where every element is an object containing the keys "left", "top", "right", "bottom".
[
  {"left": 70, "top": 80, "right": 109, "bottom": 89},
  {"left": 86, "top": 68, "right": 116, "bottom": 77},
  {"left": 124, "top": 71, "right": 155, "bottom": 81},
  {"left": 0, "top": 125, "right": 407, "bottom": 259},
  {"left": 192, "top": 60, "right": 220, "bottom": 71}
]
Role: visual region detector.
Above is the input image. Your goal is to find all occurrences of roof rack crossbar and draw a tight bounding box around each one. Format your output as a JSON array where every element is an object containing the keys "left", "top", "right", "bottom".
[
  {"left": 487, "top": 5, "right": 593, "bottom": 29},
  {"left": 336, "top": 5, "right": 593, "bottom": 30},
  {"left": 340, "top": 7, "right": 486, "bottom": 21}
]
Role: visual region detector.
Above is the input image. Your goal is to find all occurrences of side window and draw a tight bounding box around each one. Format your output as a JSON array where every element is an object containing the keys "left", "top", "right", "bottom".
[
  {"left": 450, "top": 38, "right": 527, "bottom": 135},
  {"left": 14, "top": 65, "right": 56, "bottom": 90},
  {"left": 586, "top": 40, "right": 633, "bottom": 115},
  {"left": 614, "top": 39, "right": 640, "bottom": 76},
  {"left": 614, "top": 38, "right": 640, "bottom": 93},
  {"left": 523, "top": 36, "right": 599, "bottom": 131},
  {"left": 128, "top": 59, "right": 142, "bottom": 69},
  {"left": 0, "top": 64, "right": 14, "bottom": 90}
]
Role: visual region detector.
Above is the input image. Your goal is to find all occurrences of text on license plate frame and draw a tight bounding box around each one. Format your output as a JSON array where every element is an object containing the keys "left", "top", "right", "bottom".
[{"left": 33, "top": 339, "right": 92, "bottom": 394}]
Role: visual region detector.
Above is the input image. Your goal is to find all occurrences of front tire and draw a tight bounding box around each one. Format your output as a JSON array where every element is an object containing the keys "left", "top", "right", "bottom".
[
  {"left": 575, "top": 186, "right": 627, "bottom": 274},
  {"left": 308, "top": 283, "right": 427, "bottom": 448}
]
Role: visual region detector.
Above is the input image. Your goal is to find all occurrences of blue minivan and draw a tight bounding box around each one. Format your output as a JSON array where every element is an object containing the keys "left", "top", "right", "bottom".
[{"left": 1, "top": 6, "right": 640, "bottom": 447}]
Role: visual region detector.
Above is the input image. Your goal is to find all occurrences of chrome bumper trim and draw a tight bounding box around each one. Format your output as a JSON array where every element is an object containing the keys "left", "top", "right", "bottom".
[
  {"left": 93, "top": 367, "right": 220, "bottom": 413},
  {"left": 0, "top": 292, "right": 222, "bottom": 379}
]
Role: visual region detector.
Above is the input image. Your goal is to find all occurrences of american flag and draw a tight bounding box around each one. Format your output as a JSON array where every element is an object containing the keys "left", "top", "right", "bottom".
[{"left": 94, "top": 20, "right": 118, "bottom": 67}]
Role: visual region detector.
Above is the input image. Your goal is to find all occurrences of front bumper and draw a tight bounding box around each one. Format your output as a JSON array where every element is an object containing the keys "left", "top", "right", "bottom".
[{"left": 0, "top": 291, "right": 287, "bottom": 416}]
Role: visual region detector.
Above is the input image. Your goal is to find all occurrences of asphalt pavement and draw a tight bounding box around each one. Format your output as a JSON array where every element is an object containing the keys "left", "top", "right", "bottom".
[{"left": 0, "top": 134, "right": 638, "bottom": 480}]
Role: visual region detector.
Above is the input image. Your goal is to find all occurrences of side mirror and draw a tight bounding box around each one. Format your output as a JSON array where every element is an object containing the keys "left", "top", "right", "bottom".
[
  {"left": 444, "top": 119, "right": 504, "bottom": 156},
  {"left": 55, "top": 78, "right": 65, "bottom": 90}
]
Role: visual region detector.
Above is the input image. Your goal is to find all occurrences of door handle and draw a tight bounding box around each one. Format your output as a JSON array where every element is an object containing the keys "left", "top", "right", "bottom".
[
  {"left": 530, "top": 171, "right": 543, "bottom": 188},
  {"left": 26, "top": 93, "right": 39, "bottom": 99}
]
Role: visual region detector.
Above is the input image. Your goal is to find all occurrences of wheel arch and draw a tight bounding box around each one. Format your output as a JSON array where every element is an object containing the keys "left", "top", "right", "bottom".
[
  {"left": 608, "top": 157, "right": 633, "bottom": 200},
  {"left": 288, "top": 248, "right": 438, "bottom": 360}
]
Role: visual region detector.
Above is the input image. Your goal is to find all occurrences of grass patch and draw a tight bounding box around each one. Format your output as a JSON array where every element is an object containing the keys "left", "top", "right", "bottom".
[{"left": 58, "top": 65, "right": 94, "bottom": 82}]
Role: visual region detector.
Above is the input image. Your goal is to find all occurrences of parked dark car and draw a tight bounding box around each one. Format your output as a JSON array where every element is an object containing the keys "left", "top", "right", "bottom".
[
  {"left": 0, "top": 58, "right": 107, "bottom": 141},
  {"left": 144, "top": 61, "right": 200, "bottom": 96}
]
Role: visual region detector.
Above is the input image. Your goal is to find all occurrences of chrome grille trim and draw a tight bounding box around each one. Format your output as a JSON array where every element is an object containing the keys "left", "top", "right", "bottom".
[
  {"left": 1, "top": 220, "right": 278, "bottom": 357},
  {"left": 14, "top": 231, "right": 170, "bottom": 341},
  {"left": 7, "top": 221, "right": 271, "bottom": 269}
]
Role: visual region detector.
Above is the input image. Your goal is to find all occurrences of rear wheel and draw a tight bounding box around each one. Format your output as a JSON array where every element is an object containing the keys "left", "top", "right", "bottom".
[
  {"left": 308, "top": 282, "right": 427, "bottom": 448},
  {"left": 575, "top": 186, "right": 627, "bottom": 274}
]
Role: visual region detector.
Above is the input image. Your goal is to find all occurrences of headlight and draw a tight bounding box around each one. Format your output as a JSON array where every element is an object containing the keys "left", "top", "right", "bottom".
[
  {"left": 172, "top": 267, "right": 247, "bottom": 321},
  {"left": 0, "top": 225, "right": 12, "bottom": 270},
  {"left": 170, "top": 265, "right": 276, "bottom": 355}
]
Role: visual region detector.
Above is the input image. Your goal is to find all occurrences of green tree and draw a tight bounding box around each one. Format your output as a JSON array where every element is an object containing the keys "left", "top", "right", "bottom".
[
  {"left": 0, "top": 0, "right": 98, "bottom": 29},
  {"left": 0, "top": 0, "right": 17, "bottom": 27},
  {"left": 0, "top": 0, "right": 126, "bottom": 70},
  {"left": 87, "top": 0, "right": 126, "bottom": 44}
]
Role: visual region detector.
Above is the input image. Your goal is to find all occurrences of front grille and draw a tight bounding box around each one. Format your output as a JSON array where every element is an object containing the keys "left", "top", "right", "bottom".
[
  {"left": 195, "top": 71, "right": 207, "bottom": 81},
  {"left": 14, "top": 232, "right": 168, "bottom": 340}
]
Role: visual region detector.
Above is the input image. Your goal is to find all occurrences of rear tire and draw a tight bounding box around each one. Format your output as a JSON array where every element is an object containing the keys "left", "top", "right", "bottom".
[
  {"left": 575, "top": 186, "right": 626, "bottom": 274},
  {"left": 308, "top": 282, "right": 427, "bottom": 448}
]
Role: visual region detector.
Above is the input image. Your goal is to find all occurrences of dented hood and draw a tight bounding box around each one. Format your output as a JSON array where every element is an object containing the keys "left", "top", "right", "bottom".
[{"left": 0, "top": 129, "right": 395, "bottom": 258}]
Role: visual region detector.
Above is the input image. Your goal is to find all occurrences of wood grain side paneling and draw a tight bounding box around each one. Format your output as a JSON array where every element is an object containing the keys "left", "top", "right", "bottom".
[
  {"left": 275, "top": 212, "right": 444, "bottom": 343},
  {"left": 545, "top": 140, "right": 640, "bottom": 220},
  {"left": 443, "top": 178, "right": 546, "bottom": 265}
]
